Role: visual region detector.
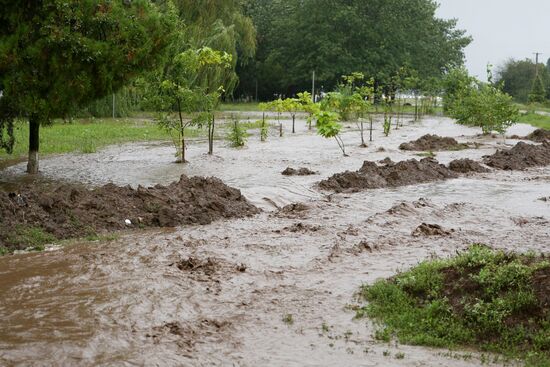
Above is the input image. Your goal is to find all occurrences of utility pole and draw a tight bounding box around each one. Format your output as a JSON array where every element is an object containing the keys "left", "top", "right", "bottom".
[
  {"left": 533, "top": 52, "right": 543, "bottom": 76},
  {"left": 311, "top": 70, "right": 315, "bottom": 103}
]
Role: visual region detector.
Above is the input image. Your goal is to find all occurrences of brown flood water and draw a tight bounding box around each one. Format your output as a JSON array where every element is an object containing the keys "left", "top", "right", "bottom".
[{"left": 1, "top": 116, "right": 549, "bottom": 366}]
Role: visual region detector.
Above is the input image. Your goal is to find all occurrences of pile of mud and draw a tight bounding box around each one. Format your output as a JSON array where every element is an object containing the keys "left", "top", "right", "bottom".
[
  {"left": 281, "top": 167, "right": 317, "bottom": 176},
  {"left": 0, "top": 175, "right": 259, "bottom": 251},
  {"left": 511, "top": 129, "right": 550, "bottom": 142},
  {"left": 318, "top": 158, "right": 457, "bottom": 193},
  {"left": 399, "top": 134, "right": 469, "bottom": 151},
  {"left": 484, "top": 141, "right": 550, "bottom": 170},
  {"left": 448, "top": 159, "right": 489, "bottom": 174},
  {"left": 527, "top": 129, "right": 550, "bottom": 142}
]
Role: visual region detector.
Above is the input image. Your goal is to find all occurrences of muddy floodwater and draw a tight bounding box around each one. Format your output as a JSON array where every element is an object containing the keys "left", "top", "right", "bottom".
[{"left": 1, "top": 116, "right": 549, "bottom": 366}]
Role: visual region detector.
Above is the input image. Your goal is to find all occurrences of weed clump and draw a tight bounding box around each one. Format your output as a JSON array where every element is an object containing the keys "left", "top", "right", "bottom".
[{"left": 358, "top": 245, "right": 550, "bottom": 365}]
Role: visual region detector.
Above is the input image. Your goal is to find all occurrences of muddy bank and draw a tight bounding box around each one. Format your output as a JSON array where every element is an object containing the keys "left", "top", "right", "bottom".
[
  {"left": 0, "top": 175, "right": 258, "bottom": 251},
  {"left": 318, "top": 158, "right": 457, "bottom": 193},
  {"left": 399, "top": 134, "right": 469, "bottom": 151},
  {"left": 281, "top": 167, "right": 317, "bottom": 176},
  {"left": 484, "top": 141, "right": 550, "bottom": 170}
]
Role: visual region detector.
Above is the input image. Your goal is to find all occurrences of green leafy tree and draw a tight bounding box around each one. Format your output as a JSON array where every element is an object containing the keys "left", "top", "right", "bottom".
[
  {"left": 0, "top": 0, "right": 176, "bottom": 173},
  {"left": 297, "top": 92, "right": 320, "bottom": 130},
  {"left": 172, "top": 0, "right": 256, "bottom": 96},
  {"left": 449, "top": 79, "right": 519, "bottom": 135},
  {"left": 315, "top": 111, "right": 347, "bottom": 156},
  {"left": 238, "top": 0, "right": 470, "bottom": 99},
  {"left": 528, "top": 74, "right": 547, "bottom": 104},
  {"left": 442, "top": 67, "right": 476, "bottom": 113},
  {"left": 497, "top": 58, "right": 550, "bottom": 103},
  {"left": 263, "top": 98, "right": 285, "bottom": 136},
  {"left": 145, "top": 47, "right": 232, "bottom": 163},
  {"left": 282, "top": 98, "right": 301, "bottom": 133},
  {"left": 227, "top": 117, "right": 248, "bottom": 147}
]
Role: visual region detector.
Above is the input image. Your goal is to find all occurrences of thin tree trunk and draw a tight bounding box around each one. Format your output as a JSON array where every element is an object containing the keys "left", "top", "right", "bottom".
[
  {"left": 208, "top": 114, "right": 215, "bottom": 155},
  {"left": 292, "top": 114, "right": 295, "bottom": 133},
  {"left": 360, "top": 120, "right": 366, "bottom": 147},
  {"left": 27, "top": 115, "right": 40, "bottom": 174},
  {"left": 177, "top": 101, "right": 186, "bottom": 164},
  {"left": 369, "top": 114, "right": 373, "bottom": 142}
]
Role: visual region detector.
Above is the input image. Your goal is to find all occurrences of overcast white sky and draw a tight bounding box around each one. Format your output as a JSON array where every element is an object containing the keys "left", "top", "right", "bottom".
[{"left": 436, "top": 0, "right": 550, "bottom": 80}]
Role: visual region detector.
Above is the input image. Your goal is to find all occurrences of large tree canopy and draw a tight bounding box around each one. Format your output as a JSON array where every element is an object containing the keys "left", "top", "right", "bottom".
[
  {"left": 0, "top": 0, "right": 176, "bottom": 172},
  {"left": 170, "top": 0, "right": 256, "bottom": 94},
  {"left": 237, "top": 0, "right": 471, "bottom": 100},
  {"left": 496, "top": 59, "right": 550, "bottom": 103}
]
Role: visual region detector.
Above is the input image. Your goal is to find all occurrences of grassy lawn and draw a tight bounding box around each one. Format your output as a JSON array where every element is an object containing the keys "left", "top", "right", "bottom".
[
  {"left": 0, "top": 117, "right": 204, "bottom": 160},
  {"left": 515, "top": 102, "right": 550, "bottom": 114},
  {"left": 358, "top": 245, "right": 550, "bottom": 366},
  {"left": 518, "top": 112, "right": 550, "bottom": 130}
]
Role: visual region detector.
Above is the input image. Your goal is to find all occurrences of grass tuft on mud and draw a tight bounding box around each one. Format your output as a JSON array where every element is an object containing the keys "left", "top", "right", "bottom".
[{"left": 358, "top": 245, "right": 550, "bottom": 366}]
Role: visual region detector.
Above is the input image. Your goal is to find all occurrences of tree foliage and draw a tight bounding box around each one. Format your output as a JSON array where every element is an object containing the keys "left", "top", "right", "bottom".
[
  {"left": 238, "top": 0, "right": 471, "bottom": 99},
  {"left": 144, "top": 46, "right": 232, "bottom": 162},
  {"left": 0, "top": 0, "right": 176, "bottom": 172},
  {"left": 496, "top": 59, "right": 550, "bottom": 103},
  {"left": 447, "top": 72, "right": 519, "bottom": 135}
]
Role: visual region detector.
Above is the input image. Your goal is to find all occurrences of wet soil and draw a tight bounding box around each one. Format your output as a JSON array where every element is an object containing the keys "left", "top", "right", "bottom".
[
  {"left": 510, "top": 128, "right": 550, "bottom": 142},
  {"left": 0, "top": 175, "right": 258, "bottom": 251},
  {"left": 399, "top": 134, "right": 469, "bottom": 151},
  {"left": 281, "top": 167, "right": 317, "bottom": 176},
  {"left": 318, "top": 157, "right": 457, "bottom": 193},
  {"left": 448, "top": 158, "right": 490, "bottom": 174},
  {"left": 484, "top": 141, "right": 550, "bottom": 170},
  {"left": 411, "top": 223, "right": 453, "bottom": 237},
  {"left": 0, "top": 117, "right": 548, "bottom": 367},
  {"left": 526, "top": 128, "right": 550, "bottom": 142}
]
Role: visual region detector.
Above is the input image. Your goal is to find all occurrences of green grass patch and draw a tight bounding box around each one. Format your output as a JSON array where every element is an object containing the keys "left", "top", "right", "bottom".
[
  {"left": 0, "top": 117, "right": 204, "bottom": 160},
  {"left": 358, "top": 245, "right": 550, "bottom": 366},
  {"left": 518, "top": 112, "right": 550, "bottom": 130},
  {"left": 6, "top": 226, "right": 57, "bottom": 252}
]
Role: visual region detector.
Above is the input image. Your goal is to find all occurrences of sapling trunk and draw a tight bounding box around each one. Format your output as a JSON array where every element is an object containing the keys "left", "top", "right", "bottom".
[
  {"left": 334, "top": 135, "right": 348, "bottom": 157},
  {"left": 27, "top": 115, "right": 40, "bottom": 174},
  {"left": 360, "top": 120, "right": 366, "bottom": 147},
  {"left": 369, "top": 114, "right": 373, "bottom": 142},
  {"left": 177, "top": 100, "right": 186, "bottom": 164},
  {"left": 208, "top": 114, "right": 215, "bottom": 155}
]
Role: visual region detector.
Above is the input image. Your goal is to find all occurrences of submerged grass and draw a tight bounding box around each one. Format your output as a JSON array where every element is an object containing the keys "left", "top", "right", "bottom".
[
  {"left": 358, "top": 245, "right": 550, "bottom": 366},
  {"left": 6, "top": 226, "right": 57, "bottom": 252}
]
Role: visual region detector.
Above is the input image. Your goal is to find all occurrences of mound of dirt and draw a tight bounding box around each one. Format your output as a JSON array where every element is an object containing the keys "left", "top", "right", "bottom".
[
  {"left": 411, "top": 223, "right": 453, "bottom": 237},
  {"left": 399, "top": 134, "right": 469, "bottom": 151},
  {"left": 0, "top": 175, "right": 259, "bottom": 251},
  {"left": 526, "top": 129, "right": 550, "bottom": 142},
  {"left": 281, "top": 167, "right": 317, "bottom": 176},
  {"left": 318, "top": 158, "right": 458, "bottom": 193},
  {"left": 484, "top": 141, "right": 550, "bottom": 170},
  {"left": 273, "top": 202, "right": 310, "bottom": 219},
  {"left": 448, "top": 159, "right": 489, "bottom": 174}
]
